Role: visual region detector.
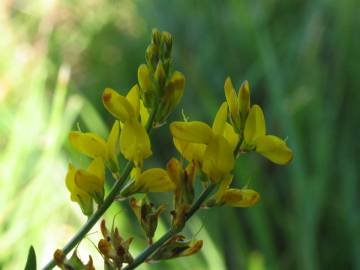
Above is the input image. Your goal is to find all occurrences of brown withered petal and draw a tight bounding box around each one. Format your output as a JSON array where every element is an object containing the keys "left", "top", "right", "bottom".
[{"left": 53, "top": 249, "right": 65, "bottom": 266}]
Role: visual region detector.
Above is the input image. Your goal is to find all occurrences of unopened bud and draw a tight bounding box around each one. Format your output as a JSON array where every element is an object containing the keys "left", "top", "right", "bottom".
[
  {"left": 162, "top": 31, "right": 173, "bottom": 58},
  {"left": 156, "top": 71, "right": 185, "bottom": 124},
  {"left": 155, "top": 61, "right": 166, "bottom": 90},
  {"left": 145, "top": 44, "right": 159, "bottom": 70},
  {"left": 152, "top": 28, "right": 162, "bottom": 45},
  {"left": 238, "top": 80, "right": 250, "bottom": 123}
]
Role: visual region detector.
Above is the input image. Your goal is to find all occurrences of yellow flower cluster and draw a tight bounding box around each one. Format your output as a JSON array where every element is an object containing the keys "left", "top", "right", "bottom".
[
  {"left": 57, "top": 29, "right": 294, "bottom": 268},
  {"left": 64, "top": 28, "right": 292, "bottom": 229}
]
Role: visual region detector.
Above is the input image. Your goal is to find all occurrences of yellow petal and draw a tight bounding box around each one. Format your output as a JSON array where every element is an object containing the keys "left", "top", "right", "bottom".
[
  {"left": 214, "top": 174, "right": 233, "bottom": 203},
  {"left": 238, "top": 80, "right": 250, "bottom": 120},
  {"left": 136, "top": 168, "right": 176, "bottom": 192},
  {"left": 65, "top": 164, "right": 93, "bottom": 215},
  {"left": 69, "top": 131, "right": 106, "bottom": 159},
  {"left": 138, "top": 64, "right": 152, "bottom": 94},
  {"left": 222, "top": 188, "right": 260, "bottom": 207},
  {"left": 255, "top": 135, "right": 293, "bottom": 165},
  {"left": 106, "top": 120, "right": 120, "bottom": 172},
  {"left": 140, "top": 100, "right": 149, "bottom": 126},
  {"left": 75, "top": 169, "right": 103, "bottom": 195},
  {"left": 212, "top": 102, "right": 228, "bottom": 135},
  {"left": 224, "top": 77, "right": 240, "bottom": 129},
  {"left": 244, "top": 105, "right": 266, "bottom": 145},
  {"left": 179, "top": 240, "right": 203, "bottom": 257},
  {"left": 126, "top": 85, "right": 140, "bottom": 117},
  {"left": 223, "top": 123, "right": 239, "bottom": 150},
  {"left": 120, "top": 117, "right": 152, "bottom": 165},
  {"left": 87, "top": 157, "right": 105, "bottom": 185},
  {"left": 173, "top": 138, "right": 206, "bottom": 163},
  {"left": 202, "top": 135, "right": 234, "bottom": 182},
  {"left": 170, "top": 121, "right": 213, "bottom": 144},
  {"left": 102, "top": 88, "right": 134, "bottom": 122},
  {"left": 65, "top": 163, "right": 78, "bottom": 196}
]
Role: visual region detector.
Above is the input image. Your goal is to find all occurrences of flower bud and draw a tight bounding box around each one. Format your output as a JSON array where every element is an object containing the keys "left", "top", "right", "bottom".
[
  {"left": 137, "top": 64, "right": 156, "bottom": 108},
  {"left": 156, "top": 71, "right": 185, "bottom": 124},
  {"left": 154, "top": 61, "right": 166, "bottom": 90},
  {"left": 238, "top": 80, "right": 250, "bottom": 128},
  {"left": 152, "top": 28, "right": 162, "bottom": 45},
  {"left": 145, "top": 43, "right": 159, "bottom": 70},
  {"left": 162, "top": 31, "right": 173, "bottom": 58}
]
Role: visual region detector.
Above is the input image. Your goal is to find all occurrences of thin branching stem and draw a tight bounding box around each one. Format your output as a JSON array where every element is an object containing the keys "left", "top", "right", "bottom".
[
  {"left": 124, "top": 134, "right": 245, "bottom": 270},
  {"left": 42, "top": 106, "right": 158, "bottom": 270},
  {"left": 123, "top": 183, "right": 217, "bottom": 270}
]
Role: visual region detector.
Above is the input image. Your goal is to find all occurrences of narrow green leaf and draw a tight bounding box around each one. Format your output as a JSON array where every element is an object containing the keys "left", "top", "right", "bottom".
[{"left": 24, "top": 246, "right": 36, "bottom": 270}]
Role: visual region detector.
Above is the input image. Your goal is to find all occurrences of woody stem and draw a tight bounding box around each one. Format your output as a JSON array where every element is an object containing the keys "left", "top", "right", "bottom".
[{"left": 42, "top": 106, "right": 158, "bottom": 270}]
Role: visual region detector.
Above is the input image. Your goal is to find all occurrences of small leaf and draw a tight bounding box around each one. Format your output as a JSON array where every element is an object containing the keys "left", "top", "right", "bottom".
[{"left": 24, "top": 246, "right": 36, "bottom": 270}]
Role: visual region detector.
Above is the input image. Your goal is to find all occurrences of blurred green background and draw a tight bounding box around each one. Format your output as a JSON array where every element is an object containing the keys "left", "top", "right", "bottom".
[{"left": 1, "top": 0, "right": 359, "bottom": 269}]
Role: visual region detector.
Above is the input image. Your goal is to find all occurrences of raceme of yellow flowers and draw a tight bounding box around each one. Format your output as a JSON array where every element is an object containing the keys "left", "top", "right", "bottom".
[{"left": 60, "top": 29, "right": 292, "bottom": 270}]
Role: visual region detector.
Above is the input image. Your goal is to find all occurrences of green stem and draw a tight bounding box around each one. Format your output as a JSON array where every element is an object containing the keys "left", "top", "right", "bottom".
[
  {"left": 233, "top": 134, "right": 243, "bottom": 157},
  {"left": 123, "top": 183, "right": 217, "bottom": 270},
  {"left": 42, "top": 162, "right": 133, "bottom": 270},
  {"left": 42, "top": 106, "right": 158, "bottom": 270}
]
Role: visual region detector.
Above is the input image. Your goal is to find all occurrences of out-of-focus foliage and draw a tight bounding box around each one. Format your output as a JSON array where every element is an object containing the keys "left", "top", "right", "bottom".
[{"left": 0, "top": 0, "right": 359, "bottom": 270}]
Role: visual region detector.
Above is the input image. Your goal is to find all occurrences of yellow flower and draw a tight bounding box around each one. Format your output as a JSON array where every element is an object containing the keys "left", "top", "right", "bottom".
[
  {"left": 120, "top": 167, "right": 176, "bottom": 196},
  {"left": 156, "top": 71, "right": 185, "bottom": 124},
  {"left": 170, "top": 102, "right": 237, "bottom": 182},
  {"left": 210, "top": 174, "right": 259, "bottom": 208},
  {"left": 243, "top": 105, "right": 293, "bottom": 165},
  {"left": 65, "top": 164, "right": 93, "bottom": 216},
  {"left": 224, "top": 77, "right": 250, "bottom": 132},
  {"left": 65, "top": 157, "right": 105, "bottom": 215},
  {"left": 69, "top": 121, "right": 120, "bottom": 172},
  {"left": 75, "top": 157, "right": 105, "bottom": 204},
  {"left": 102, "top": 85, "right": 151, "bottom": 166}
]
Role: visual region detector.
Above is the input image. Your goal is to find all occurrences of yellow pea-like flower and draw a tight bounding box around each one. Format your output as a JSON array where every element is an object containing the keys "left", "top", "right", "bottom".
[
  {"left": 170, "top": 102, "right": 236, "bottom": 182},
  {"left": 255, "top": 135, "right": 293, "bottom": 165},
  {"left": 65, "top": 164, "right": 93, "bottom": 216},
  {"left": 69, "top": 121, "right": 120, "bottom": 172},
  {"left": 221, "top": 188, "right": 260, "bottom": 207},
  {"left": 120, "top": 117, "right": 152, "bottom": 166},
  {"left": 202, "top": 135, "right": 234, "bottom": 182},
  {"left": 102, "top": 88, "right": 135, "bottom": 122},
  {"left": 224, "top": 77, "right": 250, "bottom": 132},
  {"left": 244, "top": 104, "right": 266, "bottom": 146},
  {"left": 75, "top": 157, "right": 105, "bottom": 204},
  {"left": 244, "top": 105, "right": 293, "bottom": 165},
  {"left": 170, "top": 121, "right": 213, "bottom": 144},
  {"left": 69, "top": 131, "right": 107, "bottom": 159},
  {"left": 121, "top": 167, "right": 175, "bottom": 196},
  {"left": 102, "top": 85, "right": 152, "bottom": 166},
  {"left": 173, "top": 138, "right": 206, "bottom": 165},
  {"left": 210, "top": 174, "right": 259, "bottom": 208}
]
